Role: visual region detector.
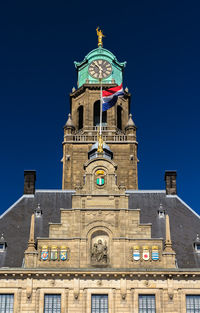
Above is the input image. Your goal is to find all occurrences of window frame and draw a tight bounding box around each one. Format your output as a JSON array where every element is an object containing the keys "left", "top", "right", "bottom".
[
  {"left": 0, "top": 294, "right": 14, "bottom": 313},
  {"left": 138, "top": 294, "right": 156, "bottom": 313},
  {"left": 186, "top": 295, "right": 200, "bottom": 313},
  {"left": 86, "top": 289, "right": 113, "bottom": 313},
  {"left": 44, "top": 294, "right": 61, "bottom": 313},
  {"left": 39, "top": 289, "right": 66, "bottom": 313},
  {"left": 133, "top": 290, "right": 160, "bottom": 313},
  {"left": 91, "top": 294, "right": 108, "bottom": 313}
]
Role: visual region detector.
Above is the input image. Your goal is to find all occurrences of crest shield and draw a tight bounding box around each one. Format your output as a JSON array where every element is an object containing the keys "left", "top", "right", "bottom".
[
  {"left": 133, "top": 246, "right": 140, "bottom": 261},
  {"left": 60, "top": 246, "right": 68, "bottom": 261},
  {"left": 97, "top": 177, "right": 104, "bottom": 186},
  {"left": 152, "top": 246, "right": 159, "bottom": 261},
  {"left": 50, "top": 246, "right": 58, "bottom": 261},
  {"left": 41, "top": 246, "right": 48, "bottom": 261},
  {"left": 95, "top": 170, "right": 105, "bottom": 186},
  {"left": 143, "top": 246, "right": 149, "bottom": 261}
]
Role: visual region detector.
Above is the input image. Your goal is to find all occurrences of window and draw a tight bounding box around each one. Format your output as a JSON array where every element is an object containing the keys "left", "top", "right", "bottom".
[
  {"left": 186, "top": 295, "right": 200, "bottom": 313},
  {"left": 139, "top": 295, "right": 156, "bottom": 313},
  {"left": 78, "top": 105, "right": 84, "bottom": 130},
  {"left": 195, "top": 244, "right": 200, "bottom": 252},
  {"left": 91, "top": 294, "right": 108, "bottom": 313},
  {"left": 93, "top": 101, "right": 107, "bottom": 126},
  {"left": 0, "top": 294, "right": 14, "bottom": 313},
  {"left": 44, "top": 294, "right": 61, "bottom": 313},
  {"left": 117, "top": 106, "right": 122, "bottom": 130}
]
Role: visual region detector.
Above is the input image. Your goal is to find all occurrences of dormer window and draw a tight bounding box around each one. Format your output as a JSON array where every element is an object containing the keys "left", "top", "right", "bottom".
[
  {"left": 194, "top": 234, "right": 200, "bottom": 252},
  {"left": 158, "top": 204, "right": 165, "bottom": 218},
  {"left": 0, "top": 234, "right": 7, "bottom": 252},
  {"left": 0, "top": 243, "right": 6, "bottom": 251},
  {"left": 34, "top": 204, "right": 43, "bottom": 217},
  {"left": 195, "top": 244, "right": 200, "bottom": 252}
]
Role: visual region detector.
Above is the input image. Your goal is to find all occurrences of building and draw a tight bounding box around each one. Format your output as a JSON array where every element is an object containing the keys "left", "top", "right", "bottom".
[{"left": 0, "top": 30, "right": 200, "bottom": 313}]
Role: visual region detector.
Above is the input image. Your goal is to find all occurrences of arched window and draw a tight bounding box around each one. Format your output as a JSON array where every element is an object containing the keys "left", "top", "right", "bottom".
[
  {"left": 78, "top": 105, "right": 83, "bottom": 130},
  {"left": 117, "top": 106, "right": 122, "bottom": 130},
  {"left": 93, "top": 100, "right": 107, "bottom": 126}
]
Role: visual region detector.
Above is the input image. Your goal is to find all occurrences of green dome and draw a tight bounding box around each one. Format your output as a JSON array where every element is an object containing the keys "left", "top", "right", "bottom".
[{"left": 74, "top": 47, "right": 126, "bottom": 88}]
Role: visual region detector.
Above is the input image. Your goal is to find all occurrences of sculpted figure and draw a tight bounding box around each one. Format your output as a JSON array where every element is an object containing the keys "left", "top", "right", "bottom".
[
  {"left": 97, "top": 134, "right": 104, "bottom": 153},
  {"left": 96, "top": 27, "right": 105, "bottom": 47},
  {"left": 91, "top": 239, "right": 108, "bottom": 263}
]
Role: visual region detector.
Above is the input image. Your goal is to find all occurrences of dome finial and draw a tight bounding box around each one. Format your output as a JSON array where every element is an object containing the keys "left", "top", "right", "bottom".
[
  {"left": 65, "top": 113, "right": 75, "bottom": 129},
  {"left": 125, "top": 113, "right": 135, "bottom": 129},
  {"left": 96, "top": 27, "right": 105, "bottom": 47}
]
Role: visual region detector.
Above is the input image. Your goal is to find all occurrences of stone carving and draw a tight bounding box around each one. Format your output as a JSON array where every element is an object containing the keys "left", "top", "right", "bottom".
[{"left": 91, "top": 239, "right": 108, "bottom": 263}]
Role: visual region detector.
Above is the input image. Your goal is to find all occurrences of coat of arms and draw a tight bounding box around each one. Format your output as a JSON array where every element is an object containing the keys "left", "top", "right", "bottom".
[
  {"left": 60, "top": 246, "right": 68, "bottom": 261},
  {"left": 142, "top": 246, "right": 149, "bottom": 261},
  {"left": 50, "top": 246, "right": 58, "bottom": 261},
  {"left": 41, "top": 245, "right": 49, "bottom": 261},
  {"left": 152, "top": 246, "right": 159, "bottom": 261},
  {"left": 133, "top": 246, "right": 140, "bottom": 261},
  {"left": 95, "top": 170, "right": 105, "bottom": 186}
]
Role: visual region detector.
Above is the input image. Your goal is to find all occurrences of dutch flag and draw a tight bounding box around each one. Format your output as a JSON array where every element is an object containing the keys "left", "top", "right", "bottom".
[{"left": 102, "top": 84, "right": 124, "bottom": 112}]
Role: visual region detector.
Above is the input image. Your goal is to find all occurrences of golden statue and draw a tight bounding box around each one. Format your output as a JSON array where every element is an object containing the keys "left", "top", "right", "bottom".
[
  {"left": 97, "top": 133, "right": 104, "bottom": 153},
  {"left": 96, "top": 27, "right": 105, "bottom": 47}
]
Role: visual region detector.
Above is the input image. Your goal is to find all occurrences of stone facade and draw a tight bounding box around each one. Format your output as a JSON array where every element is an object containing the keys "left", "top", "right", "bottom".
[{"left": 0, "top": 270, "right": 200, "bottom": 313}]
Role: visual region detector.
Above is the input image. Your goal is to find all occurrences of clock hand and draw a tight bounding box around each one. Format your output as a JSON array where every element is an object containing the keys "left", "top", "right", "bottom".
[{"left": 94, "top": 61, "right": 103, "bottom": 71}]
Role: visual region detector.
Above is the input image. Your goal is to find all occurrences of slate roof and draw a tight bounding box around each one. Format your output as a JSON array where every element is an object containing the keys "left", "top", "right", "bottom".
[
  {"left": 127, "top": 191, "right": 200, "bottom": 268},
  {"left": 0, "top": 189, "right": 199, "bottom": 269},
  {"left": 0, "top": 190, "right": 74, "bottom": 268}
]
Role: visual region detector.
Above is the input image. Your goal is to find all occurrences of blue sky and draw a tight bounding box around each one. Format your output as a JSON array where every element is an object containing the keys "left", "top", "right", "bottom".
[{"left": 0, "top": 0, "right": 200, "bottom": 214}]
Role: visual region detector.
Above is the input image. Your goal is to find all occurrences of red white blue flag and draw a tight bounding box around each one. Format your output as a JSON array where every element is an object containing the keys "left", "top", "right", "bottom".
[{"left": 102, "top": 84, "right": 124, "bottom": 112}]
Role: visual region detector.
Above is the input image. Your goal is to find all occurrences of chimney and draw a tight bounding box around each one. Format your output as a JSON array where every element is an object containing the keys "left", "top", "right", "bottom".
[
  {"left": 164, "top": 171, "right": 177, "bottom": 195},
  {"left": 24, "top": 171, "right": 36, "bottom": 194}
]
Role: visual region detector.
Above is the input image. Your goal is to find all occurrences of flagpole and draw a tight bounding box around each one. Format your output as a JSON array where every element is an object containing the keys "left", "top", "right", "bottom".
[{"left": 99, "top": 78, "right": 102, "bottom": 136}]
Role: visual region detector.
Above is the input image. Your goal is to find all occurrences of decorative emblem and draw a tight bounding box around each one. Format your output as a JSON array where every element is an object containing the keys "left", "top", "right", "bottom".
[
  {"left": 41, "top": 245, "right": 48, "bottom": 261},
  {"left": 60, "top": 246, "right": 68, "bottom": 261},
  {"left": 133, "top": 246, "right": 140, "bottom": 261},
  {"left": 91, "top": 239, "right": 108, "bottom": 263},
  {"left": 142, "top": 246, "right": 149, "bottom": 261},
  {"left": 95, "top": 169, "right": 105, "bottom": 186},
  {"left": 97, "top": 177, "right": 104, "bottom": 186},
  {"left": 152, "top": 246, "right": 159, "bottom": 261},
  {"left": 50, "top": 246, "right": 58, "bottom": 261}
]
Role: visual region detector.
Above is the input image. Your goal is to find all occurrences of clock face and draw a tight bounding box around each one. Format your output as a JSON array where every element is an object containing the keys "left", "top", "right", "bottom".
[{"left": 88, "top": 59, "right": 112, "bottom": 79}]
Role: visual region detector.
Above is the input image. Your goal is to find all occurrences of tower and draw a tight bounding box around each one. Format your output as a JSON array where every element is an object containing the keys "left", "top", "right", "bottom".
[{"left": 62, "top": 33, "right": 138, "bottom": 190}]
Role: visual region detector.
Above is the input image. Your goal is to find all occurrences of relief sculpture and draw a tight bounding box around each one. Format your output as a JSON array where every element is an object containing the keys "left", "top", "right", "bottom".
[{"left": 91, "top": 239, "right": 108, "bottom": 264}]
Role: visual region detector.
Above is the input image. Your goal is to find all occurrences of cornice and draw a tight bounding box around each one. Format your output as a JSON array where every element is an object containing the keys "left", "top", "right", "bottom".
[
  {"left": 0, "top": 268, "right": 200, "bottom": 279},
  {"left": 70, "top": 84, "right": 131, "bottom": 99}
]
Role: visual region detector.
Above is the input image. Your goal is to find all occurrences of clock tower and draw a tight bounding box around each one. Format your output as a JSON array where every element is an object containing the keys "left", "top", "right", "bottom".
[{"left": 62, "top": 33, "right": 138, "bottom": 190}]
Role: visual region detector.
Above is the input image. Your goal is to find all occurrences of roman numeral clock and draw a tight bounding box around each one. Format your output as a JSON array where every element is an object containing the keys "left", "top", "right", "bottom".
[{"left": 88, "top": 59, "right": 112, "bottom": 79}]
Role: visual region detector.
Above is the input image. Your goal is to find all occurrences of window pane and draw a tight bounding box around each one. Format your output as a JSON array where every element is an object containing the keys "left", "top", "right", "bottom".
[
  {"left": 44, "top": 294, "right": 61, "bottom": 313},
  {"left": 91, "top": 295, "right": 108, "bottom": 313},
  {"left": 186, "top": 295, "right": 200, "bottom": 313},
  {"left": 0, "top": 294, "right": 14, "bottom": 313},
  {"left": 139, "top": 295, "right": 156, "bottom": 313}
]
